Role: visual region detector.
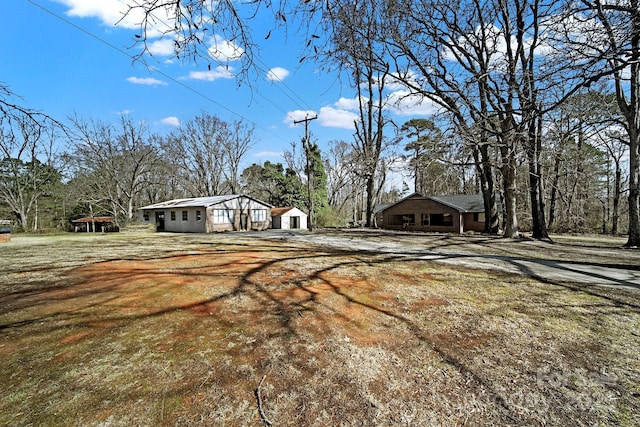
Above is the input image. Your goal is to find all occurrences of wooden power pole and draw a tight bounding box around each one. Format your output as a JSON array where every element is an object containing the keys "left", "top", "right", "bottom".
[{"left": 294, "top": 115, "right": 318, "bottom": 231}]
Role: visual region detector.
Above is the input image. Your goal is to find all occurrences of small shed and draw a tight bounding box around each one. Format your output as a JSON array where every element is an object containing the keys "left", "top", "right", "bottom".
[
  {"left": 271, "top": 207, "right": 308, "bottom": 230},
  {"left": 379, "top": 193, "right": 487, "bottom": 233},
  {"left": 139, "top": 194, "right": 272, "bottom": 233},
  {"left": 0, "top": 220, "right": 12, "bottom": 242},
  {"left": 72, "top": 216, "right": 116, "bottom": 233}
]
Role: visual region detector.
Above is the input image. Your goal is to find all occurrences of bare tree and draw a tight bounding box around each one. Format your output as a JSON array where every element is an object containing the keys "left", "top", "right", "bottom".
[
  {"left": 164, "top": 111, "right": 252, "bottom": 197},
  {"left": 68, "top": 115, "right": 160, "bottom": 223},
  {"left": 543, "top": 91, "right": 617, "bottom": 232},
  {"left": 597, "top": 127, "right": 629, "bottom": 235},
  {"left": 0, "top": 112, "right": 61, "bottom": 231},
  {"left": 552, "top": 0, "right": 640, "bottom": 246},
  {"left": 166, "top": 112, "right": 225, "bottom": 197},
  {"left": 323, "top": 1, "right": 394, "bottom": 227},
  {"left": 324, "top": 140, "right": 363, "bottom": 216},
  {"left": 378, "top": 1, "right": 520, "bottom": 236},
  {"left": 223, "top": 120, "right": 254, "bottom": 193}
]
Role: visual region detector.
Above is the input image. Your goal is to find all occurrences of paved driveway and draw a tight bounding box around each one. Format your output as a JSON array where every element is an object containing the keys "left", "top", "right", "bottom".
[{"left": 257, "top": 230, "right": 640, "bottom": 291}]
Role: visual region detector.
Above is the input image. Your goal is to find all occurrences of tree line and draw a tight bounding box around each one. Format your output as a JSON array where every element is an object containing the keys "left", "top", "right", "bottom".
[
  {"left": 1, "top": 0, "right": 638, "bottom": 246},
  {"left": 0, "top": 95, "right": 629, "bottom": 238}
]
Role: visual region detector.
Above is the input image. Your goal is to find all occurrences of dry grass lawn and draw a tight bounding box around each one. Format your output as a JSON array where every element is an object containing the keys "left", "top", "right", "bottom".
[{"left": 1, "top": 231, "right": 639, "bottom": 426}]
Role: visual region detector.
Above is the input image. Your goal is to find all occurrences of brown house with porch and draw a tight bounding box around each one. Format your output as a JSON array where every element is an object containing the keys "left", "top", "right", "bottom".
[{"left": 378, "top": 193, "right": 487, "bottom": 233}]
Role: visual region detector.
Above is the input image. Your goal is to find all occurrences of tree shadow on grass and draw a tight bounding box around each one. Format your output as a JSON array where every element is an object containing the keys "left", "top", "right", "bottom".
[{"left": 2, "top": 235, "right": 638, "bottom": 425}]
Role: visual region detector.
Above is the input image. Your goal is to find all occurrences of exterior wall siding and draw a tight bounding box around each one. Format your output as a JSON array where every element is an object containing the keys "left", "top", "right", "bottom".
[
  {"left": 462, "top": 213, "right": 485, "bottom": 232},
  {"left": 206, "top": 198, "right": 272, "bottom": 232},
  {"left": 162, "top": 207, "right": 207, "bottom": 233}
]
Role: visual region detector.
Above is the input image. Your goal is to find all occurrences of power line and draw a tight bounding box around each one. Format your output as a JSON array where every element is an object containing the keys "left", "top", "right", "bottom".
[
  {"left": 253, "top": 58, "right": 316, "bottom": 112},
  {"left": 24, "top": 0, "right": 288, "bottom": 139}
]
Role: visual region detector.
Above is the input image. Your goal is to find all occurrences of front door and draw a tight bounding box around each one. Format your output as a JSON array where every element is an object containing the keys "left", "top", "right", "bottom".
[
  {"left": 240, "top": 213, "right": 248, "bottom": 230},
  {"left": 291, "top": 216, "right": 299, "bottom": 229},
  {"left": 155, "top": 211, "right": 165, "bottom": 231}
]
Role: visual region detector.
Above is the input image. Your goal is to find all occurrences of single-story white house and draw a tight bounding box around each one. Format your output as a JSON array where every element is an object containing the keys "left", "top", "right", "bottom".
[
  {"left": 139, "top": 195, "right": 272, "bottom": 233},
  {"left": 271, "top": 207, "right": 308, "bottom": 230}
]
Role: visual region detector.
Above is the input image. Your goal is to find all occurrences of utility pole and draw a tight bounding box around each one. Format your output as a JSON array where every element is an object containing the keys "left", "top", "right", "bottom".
[{"left": 294, "top": 114, "right": 318, "bottom": 231}]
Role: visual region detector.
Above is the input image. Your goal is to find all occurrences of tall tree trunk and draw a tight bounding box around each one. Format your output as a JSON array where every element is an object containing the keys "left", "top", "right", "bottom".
[
  {"left": 628, "top": 127, "right": 640, "bottom": 246},
  {"left": 500, "top": 141, "right": 519, "bottom": 238},
  {"left": 548, "top": 144, "right": 563, "bottom": 229},
  {"left": 473, "top": 140, "right": 499, "bottom": 234},
  {"left": 612, "top": 162, "right": 621, "bottom": 234},
  {"left": 527, "top": 116, "right": 550, "bottom": 240},
  {"left": 414, "top": 146, "right": 420, "bottom": 194},
  {"left": 365, "top": 174, "right": 376, "bottom": 228},
  {"left": 620, "top": 0, "right": 640, "bottom": 247}
]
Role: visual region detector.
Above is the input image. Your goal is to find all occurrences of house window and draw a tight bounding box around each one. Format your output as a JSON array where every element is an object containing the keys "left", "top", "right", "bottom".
[
  {"left": 252, "top": 209, "right": 267, "bottom": 222},
  {"left": 213, "top": 209, "right": 234, "bottom": 224},
  {"left": 430, "top": 213, "right": 453, "bottom": 226},
  {"left": 170, "top": 211, "right": 176, "bottom": 221},
  {"left": 196, "top": 210, "right": 202, "bottom": 221},
  {"left": 474, "top": 212, "right": 485, "bottom": 223},
  {"left": 143, "top": 212, "right": 149, "bottom": 221},
  {"left": 421, "top": 214, "right": 430, "bottom": 226},
  {"left": 389, "top": 213, "right": 415, "bottom": 227},
  {"left": 182, "top": 210, "right": 188, "bottom": 221}
]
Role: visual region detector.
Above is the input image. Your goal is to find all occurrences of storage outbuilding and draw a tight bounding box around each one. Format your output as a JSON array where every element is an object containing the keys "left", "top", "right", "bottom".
[{"left": 271, "top": 207, "right": 308, "bottom": 230}]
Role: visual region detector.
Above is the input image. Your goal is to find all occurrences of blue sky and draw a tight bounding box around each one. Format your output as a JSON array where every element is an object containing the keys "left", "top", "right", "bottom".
[{"left": 2, "top": 0, "right": 433, "bottom": 172}]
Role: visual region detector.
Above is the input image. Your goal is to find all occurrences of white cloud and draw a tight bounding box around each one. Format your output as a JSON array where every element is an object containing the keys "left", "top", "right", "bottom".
[
  {"left": 385, "top": 90, "right": 438, "bottom": 116},
  {"left": 160, "top": 116, "right": 181, "bottom": 127},
  {"left": 284, "top": 110, "right": 317, "bottom": 127},
  {"left": 334, "top": 97, "right": 362, "bottom": 111},
  {"left": 318, "top": 106, "right": 359, "bottom": 129},
  {"left": 126, "top": 76, "right": 167, "bottom": 86},
  {"left": 187, "top": 66, "right": 235, "bottom": 81},
  {"left": 147, "top": 38, "right": 175, "bottom": 56},
  {"left": 117, "top": 109, "right": 133, "bottom": 115},
  {"left": 56, "top": 0, "right": 132, "bottom": 25},
  {"left": 208, "top": 35, "right": 244, "bottom": 61},
  {"left": 56, "top": 0, "right": 174, "bottom": 36},
  {"left": 266, "top": 67, "right": 290, "bottom": 82},
  {"left": 285, "top": 101, "right": 359, "bottom": 130}
]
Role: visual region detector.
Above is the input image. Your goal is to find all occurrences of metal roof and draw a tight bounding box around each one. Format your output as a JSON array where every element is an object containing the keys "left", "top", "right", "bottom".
[
  {"left": 139, "top": 194, "right": 272, "bottom": 210},
  {"left": 72, "top": 216, "right": 115, "bottom": 223}
]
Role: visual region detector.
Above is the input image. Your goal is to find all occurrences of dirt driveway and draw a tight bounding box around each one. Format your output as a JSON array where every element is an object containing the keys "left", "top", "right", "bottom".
[{"left": 263, "top": 229, "right": 640, "bottom": 290}]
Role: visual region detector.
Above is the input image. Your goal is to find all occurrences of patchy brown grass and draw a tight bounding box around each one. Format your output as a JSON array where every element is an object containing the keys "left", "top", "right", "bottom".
[{"left": 1, "top": 232, "right": 639, "bottom": 426}]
